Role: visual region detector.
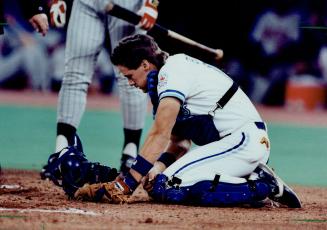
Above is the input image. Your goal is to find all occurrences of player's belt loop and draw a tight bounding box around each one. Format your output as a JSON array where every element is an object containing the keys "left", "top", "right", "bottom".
[{"left": 209, "top": 82, "right": 239, "bottom": 116}]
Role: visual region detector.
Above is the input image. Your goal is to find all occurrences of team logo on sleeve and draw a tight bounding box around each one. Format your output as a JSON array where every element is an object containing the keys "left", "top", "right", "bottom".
[
  {"left": 177, "top": 103, "right": 191, "bottom": 120},
  {"left": 158, "top": 72, "right": 168, "bottom": 89}
]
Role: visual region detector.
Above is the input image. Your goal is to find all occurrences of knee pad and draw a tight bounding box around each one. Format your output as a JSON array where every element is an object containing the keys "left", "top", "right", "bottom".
[
  {"left": 150, "top": 174, "right": 168, "bottom": 202},
  {"left": 151, "top": 174, "right": 189, "bottom": 204}
]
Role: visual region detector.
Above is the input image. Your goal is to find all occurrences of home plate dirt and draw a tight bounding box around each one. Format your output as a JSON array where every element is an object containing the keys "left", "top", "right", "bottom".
[{"left": 0, "top": 169, "right": 326, "bottom": 229}]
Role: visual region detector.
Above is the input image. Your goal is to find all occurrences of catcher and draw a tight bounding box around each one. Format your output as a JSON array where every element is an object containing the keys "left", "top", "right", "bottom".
[{"left": 73, "top": 34, "right": 301, "bottom": 208}]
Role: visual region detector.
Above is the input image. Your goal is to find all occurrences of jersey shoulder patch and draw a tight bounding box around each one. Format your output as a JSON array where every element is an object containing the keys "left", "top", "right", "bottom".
[{"left": 157, "top": 72, "right": 168, "bottom": 89}]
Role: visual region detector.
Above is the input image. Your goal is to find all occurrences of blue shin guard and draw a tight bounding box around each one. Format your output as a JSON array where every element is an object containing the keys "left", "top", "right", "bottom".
[{"left": 151, "top": 174, "right": 271, "bottom": 206}]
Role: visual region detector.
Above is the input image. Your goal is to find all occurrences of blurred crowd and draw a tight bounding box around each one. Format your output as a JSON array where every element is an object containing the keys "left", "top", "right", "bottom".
[
  {"left": 1, "top": 0, "right": 327, "bottom": 106},
  {"left": 0, "top": 0, "right": 116, "bottom": 94}
]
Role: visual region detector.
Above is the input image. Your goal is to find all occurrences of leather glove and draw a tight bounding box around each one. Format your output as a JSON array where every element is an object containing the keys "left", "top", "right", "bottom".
[
  {"left": 50, "top": 0, "right": 67, "bottom": 28},
  {"left": 74, "top": 177, "right": 132, "bottom": 204},
  {"left": 137, "top": 0, "right": 159, "bottom": 30}
]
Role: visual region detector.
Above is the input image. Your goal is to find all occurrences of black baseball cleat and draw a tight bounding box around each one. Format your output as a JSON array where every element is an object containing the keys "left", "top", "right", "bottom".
[{"left": 256, "top": 163, "right": 302, "bottom": 208}]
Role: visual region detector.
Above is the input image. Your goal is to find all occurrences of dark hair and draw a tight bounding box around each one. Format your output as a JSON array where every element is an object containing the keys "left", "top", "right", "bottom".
[{"left": 111, "top": 34, "right": 168, "bottom": 70}]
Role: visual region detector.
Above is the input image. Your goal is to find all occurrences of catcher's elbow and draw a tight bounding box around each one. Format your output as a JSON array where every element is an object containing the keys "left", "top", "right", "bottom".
[
  {"left": 177, "top": 139, "right": 191, "bottom": 155},
  {"left": 167, "top": 138, "right": 191, "bottom": 156}
]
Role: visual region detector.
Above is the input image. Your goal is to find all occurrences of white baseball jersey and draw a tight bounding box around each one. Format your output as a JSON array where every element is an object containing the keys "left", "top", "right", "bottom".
[
  {"left": 158, "top": 54, "right": 270, "bottom": 186},
  {"left": 158, "top": 54, "right": 262, "bottom": 137}
]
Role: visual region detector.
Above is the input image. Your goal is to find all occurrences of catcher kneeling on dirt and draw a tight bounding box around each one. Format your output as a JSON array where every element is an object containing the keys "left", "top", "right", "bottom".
[{"left": 46, "top": 34, "right": 302, "bottom": 208}]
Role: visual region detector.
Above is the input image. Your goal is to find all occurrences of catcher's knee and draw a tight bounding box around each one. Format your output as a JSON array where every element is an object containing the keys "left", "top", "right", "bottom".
[
  {"left": 150, "top": 174, "right": 189, "bottom": 204},
  {"left": 150, "top": 174, "right": 168, "bottom": 201}
]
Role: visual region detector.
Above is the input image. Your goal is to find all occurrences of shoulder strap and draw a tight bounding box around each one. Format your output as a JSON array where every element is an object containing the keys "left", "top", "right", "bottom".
[{"left": 211, "top": 82, "right": 239, "bottom": 114}]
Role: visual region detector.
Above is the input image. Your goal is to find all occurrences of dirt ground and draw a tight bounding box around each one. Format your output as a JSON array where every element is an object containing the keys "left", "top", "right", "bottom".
[{"left": 0, "top": 169, "right": 326, "bottom": 230}]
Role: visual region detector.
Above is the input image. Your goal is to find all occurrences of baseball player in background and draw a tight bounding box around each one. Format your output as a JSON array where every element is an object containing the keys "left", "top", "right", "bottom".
[
  {"left": 41, "top": 0, "right": 159, "bottom": 179},
  {"left": 74, "top": 34, "right": 301, "bottom": 208}
]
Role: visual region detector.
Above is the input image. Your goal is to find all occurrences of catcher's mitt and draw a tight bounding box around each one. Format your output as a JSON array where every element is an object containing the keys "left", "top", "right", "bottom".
[{"left": 74, "top": 178, "right": 131, "bottom": 204}]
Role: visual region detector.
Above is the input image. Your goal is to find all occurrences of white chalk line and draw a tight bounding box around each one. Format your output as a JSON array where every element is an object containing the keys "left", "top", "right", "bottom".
[
  {"left": 0, "top": 184, "right": 22, "bottom": 189},
  {"left": 0, "top": 207, "right": 100, "bottom": 216}
]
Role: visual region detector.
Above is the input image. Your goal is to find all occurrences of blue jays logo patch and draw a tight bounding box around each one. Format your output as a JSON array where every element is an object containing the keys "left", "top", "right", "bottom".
[{"left": 158, "top": 73, "right": 168, "bottom": 89}]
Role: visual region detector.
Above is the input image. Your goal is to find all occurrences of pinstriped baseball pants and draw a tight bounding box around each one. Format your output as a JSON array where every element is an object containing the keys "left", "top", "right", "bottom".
[{"left": 57, "top": 0, "right": 147, "bottom": 130}]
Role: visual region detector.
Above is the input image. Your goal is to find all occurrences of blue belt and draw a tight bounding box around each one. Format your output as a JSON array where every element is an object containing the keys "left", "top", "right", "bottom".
[{"left": 254, "top": 121, "right": 266, "bottom": 131}]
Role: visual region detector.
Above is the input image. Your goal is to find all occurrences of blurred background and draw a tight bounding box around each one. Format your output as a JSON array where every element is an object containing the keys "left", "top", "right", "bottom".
[{"left": 0, "top": 0, "right": 327, "bottom": 109}]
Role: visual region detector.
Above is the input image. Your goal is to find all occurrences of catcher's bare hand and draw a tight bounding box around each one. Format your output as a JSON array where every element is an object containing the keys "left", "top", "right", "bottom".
[
  {"left": 142, "top": 161, "right": 166, "bottom": 193},
  {"left": 142, "top": 174, "right": 155, "bottom": 193}
]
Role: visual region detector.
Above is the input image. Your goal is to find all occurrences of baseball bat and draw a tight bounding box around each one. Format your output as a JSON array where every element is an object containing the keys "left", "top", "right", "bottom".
[{"left": 105, "top": 3, "right": 224, "bottom": 61}]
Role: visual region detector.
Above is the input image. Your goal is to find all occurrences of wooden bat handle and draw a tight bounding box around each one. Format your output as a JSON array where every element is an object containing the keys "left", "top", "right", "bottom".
[
  {"left": 168, "top": 31, "right": 224, "bottom": 61},
  {"left": 106, "top": 3, "right": 224, "bottom": 61}
]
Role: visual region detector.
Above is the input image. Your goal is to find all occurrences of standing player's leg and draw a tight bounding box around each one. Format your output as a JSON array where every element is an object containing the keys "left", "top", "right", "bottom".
[
  {"left": 107, "top": 0, "right": 147, "bottom": 176},
  {"left": 55, "top": 0, "right": 106, "bottom": 152},
  {"left": 41, "top": 0, "right": 107, "bottom": 181}
]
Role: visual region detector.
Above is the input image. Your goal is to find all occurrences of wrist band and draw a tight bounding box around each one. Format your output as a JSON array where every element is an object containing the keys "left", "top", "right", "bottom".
[
  {"left": 123, "top": 172, "right": 139, "bottom": 192},
  {"left": 131, "top": 155, "right": 153, "bottom": 176},
  {"left": 158, "top": 152, "right": 175, "bottom": 167}
]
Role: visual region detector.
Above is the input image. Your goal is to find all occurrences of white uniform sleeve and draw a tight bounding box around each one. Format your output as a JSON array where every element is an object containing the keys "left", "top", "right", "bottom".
[{"left": 157, "top": 55, "right": 194, "bottom": 103}]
